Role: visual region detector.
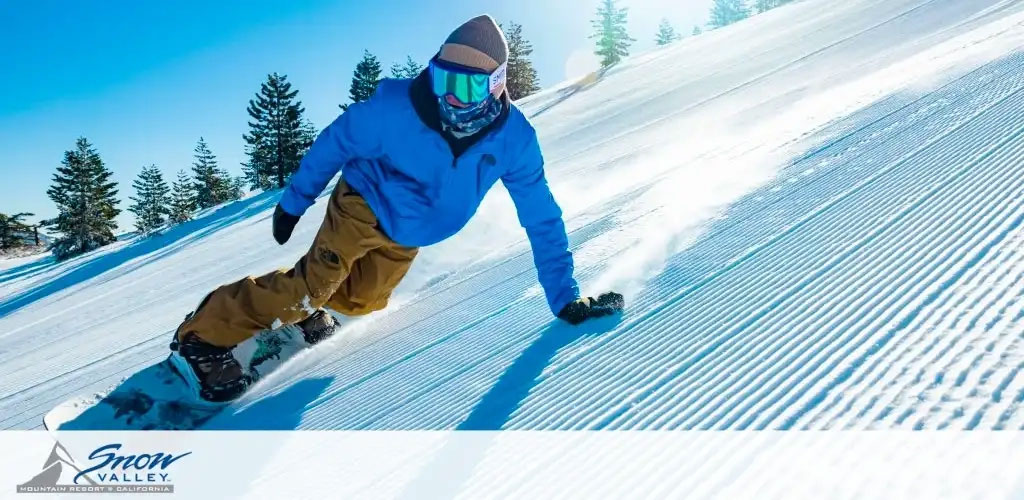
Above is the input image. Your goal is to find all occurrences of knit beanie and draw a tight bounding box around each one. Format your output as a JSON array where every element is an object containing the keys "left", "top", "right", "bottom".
[{"left": 439, "top": 15, "right": 508, "bottom": 96}]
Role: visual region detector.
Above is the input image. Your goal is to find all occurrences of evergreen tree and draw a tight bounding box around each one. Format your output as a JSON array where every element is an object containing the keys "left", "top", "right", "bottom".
[
  {"left": 655, "top": 18, "right": 680, "bottom": 45},
  {"left": 590, "top": 0, "right": 634, "bottom": 68},
  {"left": 503, "top": 21, "right": 541, "bottom": 100},
  {"left": 45, "top": 137, "right": 120, "bottom": 260},
  {"left": 301, "top": 119, "right": 319, "bottom": 147},
  {"left": 168, "top": 170, "right": 196, "bottom": 224},
  {"left": 693, "top": 25, "right": 703, "bottom": 36},
  {"left": 129, "top": 165, "right": 170, "bottom": 235},
  {"left": 0, "top": 212, "right": 34, "bottom": 250},
  {"left": 390, "top": 55, "right": 424, "bottom": 79},
  {"left": 191, "top": 137, "right": 232, "bottom": 209},
  {"left": 243, "top": 73, "right": 312, "bottom": 190},
  {"left": 242, "top": 138, "right": 272, "bottom": 191},
  {"left": 342, "top": 50, "right": 382, "bottom": 110},
  {"left": 755, "top": 0, "right": 791, "bottom": 12},
  {"left": 709, "top": 0, "right": 750, "bottom": 28},
  {"left": 229, "top": 175, "right": 247, "bottom": 201},
  {"left": 213, "top": 171, "right": 238, "bottom": 203}
]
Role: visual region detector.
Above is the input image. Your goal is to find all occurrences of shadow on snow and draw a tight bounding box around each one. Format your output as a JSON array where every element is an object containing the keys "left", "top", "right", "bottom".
[{"left": 0, "top": 191, "right": 281, "bottom": 317}]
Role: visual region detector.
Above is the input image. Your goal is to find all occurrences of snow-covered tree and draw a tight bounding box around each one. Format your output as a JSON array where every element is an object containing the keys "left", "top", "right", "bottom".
[
  {"left": 343, "top": 50, "right": 382, "bottom": 110},
  {"left": 693, "top": 25, "right": 703, "bottom": 36},
  {"left": 709, "top": 0, "right": 750, "bottom": 28},
  {"left": 191, "top": 137, "right": 233, "bottom": 209},
  {"left": 168, "top": 170, "right": 196, "bottom": 224},
  {"left": 45, "top": 137, "right": 121, "bottom": 260},
  {"left": 500, "top": 21, "right": 541, "bottom": 100},
  {"left": 655, "top": 18, "right": 680, "bottom": 45},
  {"left": 129, "top": 165, "right": 170, "bottom": 235},
  {"left": 590, "top": 0, "right": 635, "bottom": 68},
  {"left": 755, "top": 0, "right": 792, "bottom": 13},
  {"left": 229, "top": 175, "right": 246, "bottom": 199},
  {"left": 0, "top": 212, "right": 34, "bottom": 249},
  {"left": 243, "top": 73, "right": 312, "bottom": 190},
  {"left": 241, "top": 138, "right": 271, "bottom": 191},
  {"left": 390, "top": 55, "right": 423, "bottom": 79}
]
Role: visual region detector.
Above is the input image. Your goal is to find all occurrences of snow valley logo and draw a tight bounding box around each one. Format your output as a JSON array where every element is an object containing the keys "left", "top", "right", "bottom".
[{"left": 16, "top": 440, "right": 191, "bottom": 494}]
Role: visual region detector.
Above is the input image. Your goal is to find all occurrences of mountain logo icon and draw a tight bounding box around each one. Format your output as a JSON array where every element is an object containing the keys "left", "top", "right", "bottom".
[{"left": 16, "top": 440, "right": 99, "bottom": 493}]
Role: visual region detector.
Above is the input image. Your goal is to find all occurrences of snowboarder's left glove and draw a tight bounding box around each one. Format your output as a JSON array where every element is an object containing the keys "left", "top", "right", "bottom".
[
  {"left": 558, "top": 292, "right": 624, "bottom": 325},
  {"left": 272, "top": 204, "right": 300, "bottom": 245}
]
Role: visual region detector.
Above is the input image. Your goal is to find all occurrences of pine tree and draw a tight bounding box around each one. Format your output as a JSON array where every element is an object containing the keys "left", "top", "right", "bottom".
[
  {"left": 168, "top": 170, "right": 196, "bottom": 224},
  {"left": 213, "top": 170, "right": 238, "bottom": 203},
  {"left": 128, "top": 165, "right": 170, "bottom": 235},
  {"left": 242, "top": 138, "right": 272, "bottom": 191},
  {"left": 693, "top": 25, "right": 703, "bottom": 36},
  {"left": 0, "top": 212, "right": 34, "bottom": 250},
  {"left": 590, "top": 0, "right": 635, "bottom": 68},
  {"left": 45, "top": 138, "right": 120, "bottom": 260},
  {"left": 243, "top": 73, "right": 313, "bottom": 190},
  {"left": 191, "top": 138, "right": 231, "bottom": 209},
  {"left": 755, "top": 0, "right": 791, "bottom": 12},
  {"left": 342, "top": 50, "right": 382, "bottom": 110},
  {"left": 390, "top": 55, "right": 424, "bottom": 79},
  {"left": 503, "top": 21, "right": 541, "bottom": 100},
  {"left": 656, "top": 18, "right": 680, "bottom": 45},
  {"left": 709, "top": 0, "right": 750, "bottom": 28},
  {"left": 229, "top": 175, "right": 247, "bottom": 201},
  {"left": 301, "top": 119, "right": 319, "bottom": 147}
]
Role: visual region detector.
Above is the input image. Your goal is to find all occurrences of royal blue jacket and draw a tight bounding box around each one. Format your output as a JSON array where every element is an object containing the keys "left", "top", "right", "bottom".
[{"left": 279, "top": 77, "right": 579, "bottom": 315}]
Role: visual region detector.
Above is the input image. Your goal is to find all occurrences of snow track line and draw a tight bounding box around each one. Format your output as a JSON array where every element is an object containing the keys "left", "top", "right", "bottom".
[
  {"left": 751, "top": 128, "right": 1024, "bottom": 430},
  {"left": 663, "top": 104, "right": 1024, "bottom": 430},
  {"left": 0, "top": 329, "right": 171, "bottom": 406},
  {"left": 814, "top": 226, "right": 1024, "bottom": 429},
  {"left": 803, "top": 223, "right": 1024, "bottom": 429},
  {"left": 663, "top": 89, "right": 1024, "bottom": 430},
  {"left": 512, "top": 81, "right": 1024, "bottom": 430},
  {"left": 516, "top": 73, "right": 1024, "bottom": 430},
  {"left": 693, "top": 129, "right": 1024, "bottom": 430}
]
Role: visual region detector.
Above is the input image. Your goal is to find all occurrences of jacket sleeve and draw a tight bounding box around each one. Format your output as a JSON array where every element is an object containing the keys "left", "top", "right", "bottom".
[
  {"left": 278, "top": 97, "right": 382, "bottom": 217},
  {"left": 501, "top": 131, "right": 580, "bottom": 315}
]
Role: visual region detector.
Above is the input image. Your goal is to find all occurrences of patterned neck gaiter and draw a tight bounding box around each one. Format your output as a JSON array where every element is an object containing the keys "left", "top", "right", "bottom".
[{"left": 438, "top": 95, "right": 503, "bottom": 139}]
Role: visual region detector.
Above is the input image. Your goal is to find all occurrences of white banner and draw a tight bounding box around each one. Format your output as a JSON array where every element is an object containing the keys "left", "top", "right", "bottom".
[{"left": 1, "top": 431, "right": 1022, "bottom": 499}]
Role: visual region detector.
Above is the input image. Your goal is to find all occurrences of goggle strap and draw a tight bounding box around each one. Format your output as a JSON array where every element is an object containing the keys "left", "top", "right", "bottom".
[{"left": 489, "top": 62, "right": 507, "bottom": 94}]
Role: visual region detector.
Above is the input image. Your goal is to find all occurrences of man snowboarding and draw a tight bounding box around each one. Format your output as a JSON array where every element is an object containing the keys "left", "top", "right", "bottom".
[{"left": 170, "top": 15, "right": 624, "bottom": 403}]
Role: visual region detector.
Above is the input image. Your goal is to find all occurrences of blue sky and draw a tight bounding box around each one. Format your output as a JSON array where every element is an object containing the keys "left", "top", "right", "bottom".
[{"left": 0, "top": 0, "right": 710, "bottom": 229}]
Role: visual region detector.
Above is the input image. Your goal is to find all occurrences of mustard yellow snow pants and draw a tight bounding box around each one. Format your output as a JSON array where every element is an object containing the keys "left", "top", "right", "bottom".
[{"left": 176, "top": 180, "right": 418, "bottom": 347}]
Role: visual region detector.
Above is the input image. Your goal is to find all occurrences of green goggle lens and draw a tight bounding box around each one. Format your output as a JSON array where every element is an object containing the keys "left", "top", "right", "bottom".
[{"left": 430, "top": 62, "right": 493, "bottom": 104}]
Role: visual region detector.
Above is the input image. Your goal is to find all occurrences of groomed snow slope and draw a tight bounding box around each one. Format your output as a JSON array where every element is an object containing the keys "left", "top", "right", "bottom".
[{"left": 2, "top": 0, "right": 1024, "bottom": 431}]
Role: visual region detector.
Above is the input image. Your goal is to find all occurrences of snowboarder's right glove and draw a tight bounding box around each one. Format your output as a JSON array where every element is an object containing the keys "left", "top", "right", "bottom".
[
  {"left": 272, "top": 204, "right": 300, "bottom": 245},
  {"left": 557, "top": 292, "right": 625, "bottom": 325}
]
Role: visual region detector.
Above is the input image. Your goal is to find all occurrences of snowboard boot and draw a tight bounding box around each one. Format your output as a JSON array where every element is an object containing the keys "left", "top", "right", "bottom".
[
  {"left": 297, "top": 309, "right": 339, "bottom": 345},
  {"left": 169, "top": 332, "right": 250, "bottom": 403}
]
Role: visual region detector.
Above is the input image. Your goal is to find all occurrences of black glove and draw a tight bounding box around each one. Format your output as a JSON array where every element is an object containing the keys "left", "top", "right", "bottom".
[
  {"left": 558, "top": 292, "right": 625, "bottom": 325},
  {"left": 272, "top": 204, "right": 300, "bottom": 245}
]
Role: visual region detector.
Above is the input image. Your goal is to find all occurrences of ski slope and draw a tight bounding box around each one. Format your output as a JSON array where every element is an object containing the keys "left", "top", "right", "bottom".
[{"left": 2, "top": 0, "right": 1024, "bottom": 435}]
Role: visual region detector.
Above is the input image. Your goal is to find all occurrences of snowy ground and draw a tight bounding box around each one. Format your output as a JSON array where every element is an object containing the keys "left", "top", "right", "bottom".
[{"left": 2, "top": 0, "right": 1024, "bottom": 434}]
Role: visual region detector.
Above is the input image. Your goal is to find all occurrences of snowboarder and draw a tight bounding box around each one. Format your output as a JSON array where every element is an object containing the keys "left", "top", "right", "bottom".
[{"left": 170, "top": 15, "right": 624, "bottom": 402}]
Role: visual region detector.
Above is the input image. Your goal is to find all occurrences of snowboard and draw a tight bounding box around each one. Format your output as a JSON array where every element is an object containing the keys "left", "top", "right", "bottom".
[{"left": 44, "top": 325, "right": 313, "bottom": 431}]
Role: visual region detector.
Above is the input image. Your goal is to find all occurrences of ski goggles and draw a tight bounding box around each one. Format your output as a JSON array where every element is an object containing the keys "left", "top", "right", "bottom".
[{"left": 429, "top": 58, "right": 507, "bottom": 105}]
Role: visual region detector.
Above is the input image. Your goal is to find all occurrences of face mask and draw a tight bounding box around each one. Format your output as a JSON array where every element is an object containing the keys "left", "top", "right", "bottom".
[{"left": 438, "top": 94, "right": 502, "bottom": 139}]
